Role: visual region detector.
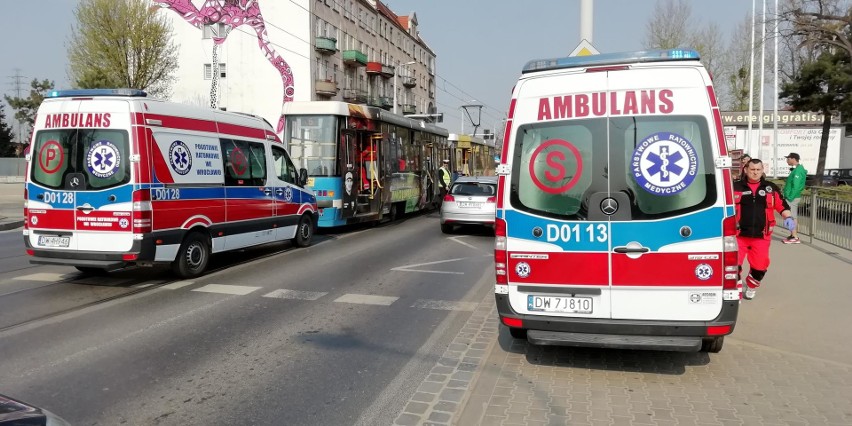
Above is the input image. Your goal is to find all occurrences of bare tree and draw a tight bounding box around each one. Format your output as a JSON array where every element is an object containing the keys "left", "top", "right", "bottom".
[
  {"left": 68, "top": 0, "right": 179, "bottom": 98},
  {"left": 644, "top": 0, "right": 694, "bottom": 49},
  {"left": 786, "top": 0, "right": 852, "bottom": 59}
]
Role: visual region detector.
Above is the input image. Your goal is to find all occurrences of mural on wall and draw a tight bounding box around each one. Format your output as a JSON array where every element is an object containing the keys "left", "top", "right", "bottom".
[{"left": 153, "top": 0, "right": 294, "bottom": 133}]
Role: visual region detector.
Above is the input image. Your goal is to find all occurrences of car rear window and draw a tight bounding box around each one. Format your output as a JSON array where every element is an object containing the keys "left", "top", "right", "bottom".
[{"left": 451, "top": 182, "right": 496, "bottom": 196}]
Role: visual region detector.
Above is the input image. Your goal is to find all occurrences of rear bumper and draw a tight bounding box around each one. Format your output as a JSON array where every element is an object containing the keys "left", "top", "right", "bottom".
[
  {"left": 496, "top": 294, "right": 738, "bottom": 351},
  {"left": 24, "top": 234, "right": 158, "bottom": 269},
  {"left": 440, "top": 211, "right": 496, "bottom": 225}
]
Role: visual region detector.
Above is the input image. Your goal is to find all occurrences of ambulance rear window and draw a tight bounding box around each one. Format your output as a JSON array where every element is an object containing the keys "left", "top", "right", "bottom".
[{"left": 30, "top": 129, "right": 130, "bottom": 190}]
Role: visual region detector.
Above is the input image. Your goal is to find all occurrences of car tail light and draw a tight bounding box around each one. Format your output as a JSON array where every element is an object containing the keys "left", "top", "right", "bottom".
[
  {"left": 495, "top": 218, "right": 508, "bottom": 292},
  {"left": 707, "top": 325, "right": 731, "bottom": 336},
  {"left": 722, "top": 215, "right": 740, "bottom": 299},
  {"left": 486, "top": 196, "right": 496, "bottom": 203},
  {"left": 443, "top": 193, "right": 455, "bottom": 202},
  {"left": 132, "top": 189, "right": 152, "bottom": 233}
]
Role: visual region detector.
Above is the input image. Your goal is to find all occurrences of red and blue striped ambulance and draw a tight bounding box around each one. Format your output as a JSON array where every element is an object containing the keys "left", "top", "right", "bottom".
[
  {"left": 494, "top": 50, "right": 739, "bottom": 353},
  {"left": 24, "top": 89, "right": 317, "bottom": 278}
]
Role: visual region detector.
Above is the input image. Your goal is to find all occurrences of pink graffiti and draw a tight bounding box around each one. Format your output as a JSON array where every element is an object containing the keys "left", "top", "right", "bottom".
[{"left": 153, "top": 0, "right": 293, "bottom": 133}]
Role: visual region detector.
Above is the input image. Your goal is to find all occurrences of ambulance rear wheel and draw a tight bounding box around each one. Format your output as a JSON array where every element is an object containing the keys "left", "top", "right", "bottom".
[
  {"left": 294, "top": 214, "right": 313, "bottom": 247},
  {"left": 172, "top": 232, "right": 210, "bottom": 278},
  {"left": 700, "top": 336, "right": 724, "bottom": 353}
]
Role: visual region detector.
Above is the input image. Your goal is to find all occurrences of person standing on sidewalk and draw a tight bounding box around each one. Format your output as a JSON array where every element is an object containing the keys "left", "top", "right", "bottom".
[
  {"left": 782, "top": 152, "right": 807, "bottom": 244},
  {"left": 734, "top": 159, "right": 797, "bottom": 300}
]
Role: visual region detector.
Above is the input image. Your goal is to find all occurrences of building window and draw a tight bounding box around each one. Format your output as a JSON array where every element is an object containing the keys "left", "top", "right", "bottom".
[
  {"left": 202, "top": 23, "right": 227, "bottom": 39},
  {"left": 204, "top": 63, "right": 227, "bottom": 80}
]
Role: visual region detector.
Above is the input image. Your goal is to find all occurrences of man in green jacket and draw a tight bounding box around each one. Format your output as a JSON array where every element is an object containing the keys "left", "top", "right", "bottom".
[{"left": 783, "top": 152, "right": 807, "bottom": 244}]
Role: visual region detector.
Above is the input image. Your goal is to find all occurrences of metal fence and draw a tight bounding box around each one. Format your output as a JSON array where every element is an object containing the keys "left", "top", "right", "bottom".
[
  {"left": 0, "top": 158, "right": 25, "bottom": 177},
  {"left": 797, "top": 186, "right": 852, "bottom": 250}
]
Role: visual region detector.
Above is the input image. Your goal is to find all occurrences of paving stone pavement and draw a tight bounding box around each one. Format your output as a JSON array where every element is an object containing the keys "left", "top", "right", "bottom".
[{"left": 396, "top": 231, "right": 852, "bottom": 426}]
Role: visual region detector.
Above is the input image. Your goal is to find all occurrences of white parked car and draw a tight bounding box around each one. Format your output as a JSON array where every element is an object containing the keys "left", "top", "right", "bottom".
[{"left": 440, "top": 176, "right": 498, "bottom": 233}]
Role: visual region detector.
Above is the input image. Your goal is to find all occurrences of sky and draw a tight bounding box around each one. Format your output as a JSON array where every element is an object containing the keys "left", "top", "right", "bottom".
[{"left": 0, "top": 0, "right": 754, "bottom": 140}]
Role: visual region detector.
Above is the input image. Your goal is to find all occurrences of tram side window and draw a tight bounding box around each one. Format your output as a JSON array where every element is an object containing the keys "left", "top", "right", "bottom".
[
  {"left": 272, "top": 146, "right": 299, "bottom": 185},
  {"left": 221, "top": 139, "right": 267, "bottom": 186}
]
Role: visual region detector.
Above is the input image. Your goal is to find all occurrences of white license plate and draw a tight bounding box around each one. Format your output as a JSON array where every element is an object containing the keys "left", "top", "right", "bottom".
[
  {"left": 528, "top": 295, "right": 593, "bottom": 314},
  {"left": 38, "top": 235, "right": 71, "bottom": 248},
  {"left": 457, "top": 202, "right": 482, "bottom": 208}
]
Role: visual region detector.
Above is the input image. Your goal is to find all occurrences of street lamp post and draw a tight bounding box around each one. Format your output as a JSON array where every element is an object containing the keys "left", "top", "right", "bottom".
[{"left": 393, "top": 61, "right": 416, "bottom": 115}]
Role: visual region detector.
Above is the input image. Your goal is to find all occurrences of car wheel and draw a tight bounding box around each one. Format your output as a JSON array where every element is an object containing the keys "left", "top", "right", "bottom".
[
  {"left": 509, "top": 328, "right": 528, "bottom": 340},
  {"left": 172, "top": 232, "right": 210, "bottom": 279},
  {"left": 700, "top": 336, "right": 724, "bottom": 353},
  {"left": 75, "top": 266, "right": 108, "bottom": 275},
  {"left": 441, "top": 223, "right": 453, "bottom": 234},
  {"left": 294, "top": 214, "right": 314, "bottom": 247}
]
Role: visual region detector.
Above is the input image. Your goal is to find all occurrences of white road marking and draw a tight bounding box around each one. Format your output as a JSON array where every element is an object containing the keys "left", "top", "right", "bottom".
[
  {"left": 412, "top": 299, "right": 478, "bottom": 311},
  {"left": 449, "top": 235, "right": 486, "bottom": 252},
  {"left": 14, "top": 272, "right": 69, "bottom": 282},
  {"left": 192, "top": 284, "right": 261, "bottom": 295},
  {"left": 334, "top": 294, "right": 398, "bottom": 306},
  {"left": 390, "top": 257, "right": 475, "bottom": 275},
  {"left": 161, "top": 280, "right": 195, "bottom": 290},
  {"left": 132, "top": 282, "right": 157, "bottom": 289},
  {"left": 263, "top": 289, "right": 328, "bottom": 300}
]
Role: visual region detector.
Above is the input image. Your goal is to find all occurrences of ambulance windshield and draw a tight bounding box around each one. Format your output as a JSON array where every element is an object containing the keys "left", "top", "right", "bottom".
[{"left": 30, "top": 129, "right": 130, "bottom": 190}]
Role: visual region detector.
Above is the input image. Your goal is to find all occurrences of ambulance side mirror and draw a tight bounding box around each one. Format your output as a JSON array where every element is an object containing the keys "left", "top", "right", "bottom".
[{"left": 299, "top": 168, "right": 308, "bottom": 187}]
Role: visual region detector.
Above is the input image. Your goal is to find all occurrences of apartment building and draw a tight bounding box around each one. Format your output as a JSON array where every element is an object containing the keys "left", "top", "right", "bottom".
[{"left": 157, "top": 0, "right": 437, "bottom": 132}]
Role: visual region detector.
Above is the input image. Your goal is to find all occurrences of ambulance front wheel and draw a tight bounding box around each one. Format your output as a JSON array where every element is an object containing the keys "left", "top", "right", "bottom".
[
  {"left": 294, "top": 214, "right": 314, "bottom": 248},
  {"left": 172, "top": 232, "right": 210, "bottom": 278}
]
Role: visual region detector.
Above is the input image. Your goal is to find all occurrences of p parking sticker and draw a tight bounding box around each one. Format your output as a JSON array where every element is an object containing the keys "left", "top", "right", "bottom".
[
  {"left": 631, "top": 132, "right": 698, "bottom": 196},
  {"left": 169, "top": 140, "right": 192, "bottom": 176},
  {"left": 86, "top": 140, "right": 121, "bottom": 179},
  {"left": 528, "top": 139, "right": 584, "bottom": 194},
  {"left": 38, "top": 140, "right": 64, "bottom": 174}
]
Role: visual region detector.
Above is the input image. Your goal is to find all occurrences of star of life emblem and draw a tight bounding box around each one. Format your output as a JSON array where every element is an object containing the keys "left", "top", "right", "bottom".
[
  {"left": 86, "top": 140, "right": 121, "bottom": 179},
  {"left": 631, "top": 132, "right": 699, "bottom": 196},
  {"left": 169, "top": 140, "right": 192, "bottom": 176},
  {"left": 283, "top": 186, "right": 293, "bottom": 202},
  {"left": 695, "top": 263, "right": 713, "bottom": 281},
  {"left": 515, "top": 262, "right": 531, "bottom": 278}
]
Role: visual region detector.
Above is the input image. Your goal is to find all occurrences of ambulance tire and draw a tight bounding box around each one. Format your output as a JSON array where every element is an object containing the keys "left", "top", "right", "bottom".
[
  {"left": 508, "top": 328, "right": 527, "bottom": 340},
  {"left": 294, "top": 214, "right": 313, "bottom": 247},
  {"left": 172, "top": 232, "right": 210, "bottom": 279},
  {"left": 700, "top": 336, "right": 724, "bottom": 353}
]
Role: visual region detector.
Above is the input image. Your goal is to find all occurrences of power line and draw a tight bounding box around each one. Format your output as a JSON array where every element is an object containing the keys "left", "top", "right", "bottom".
[{"left": 6, "top": 69, "right": 27, "bottom": 145}]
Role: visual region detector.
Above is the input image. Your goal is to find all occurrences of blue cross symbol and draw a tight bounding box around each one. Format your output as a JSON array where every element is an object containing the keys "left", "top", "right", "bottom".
[
  {"left": 94, "top": 148, "right": 114, "bottom": 171},
  {"left": 646, "top": 146, "right": 683, "bottom": 182},
  {"left": 173, "top": 148, "right": 188, "bottom": 168}
]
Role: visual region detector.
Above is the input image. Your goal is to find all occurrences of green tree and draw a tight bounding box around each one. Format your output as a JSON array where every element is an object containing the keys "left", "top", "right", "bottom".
[
  {"left": 3, "top": 78, "right": 54, "bottom": 135},
  {"left": 780, "top": 49, "right": 852, "bottom": 183},
  {"left": 0, "top": 102, "right": 17, "bottom": 157},
  {"left": 69, "top": 0, "right": 178, "bottom": 98}
]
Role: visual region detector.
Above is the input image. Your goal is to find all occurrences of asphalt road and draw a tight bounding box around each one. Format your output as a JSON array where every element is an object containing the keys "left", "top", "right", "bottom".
[{"left": 0, "top": 212, "right": 494, "bottom": 425}]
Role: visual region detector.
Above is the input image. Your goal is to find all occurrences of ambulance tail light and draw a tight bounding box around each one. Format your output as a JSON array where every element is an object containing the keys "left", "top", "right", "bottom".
[
  {"left": 707, "top": 325, "right": 731, "bottom": 336},
  {"left": 722, "top": 215, "right": 740, "bottom": 299},
  {"left": 501, "top": 316, "right": 523, "bottom": 328},
  {"left": 132, "top": 189, "right": 152, "bottom": 233},
  {"left": 495, "top": 218, "right": 508, "bottom": 290},
  {"left": 23, "top": 187, "right": 28, "bottom": 230}
]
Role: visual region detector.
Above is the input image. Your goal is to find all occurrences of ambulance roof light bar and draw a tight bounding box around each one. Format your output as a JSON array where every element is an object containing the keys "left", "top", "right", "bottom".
[
  {"left": 522, "top": 49, "right": 700, "bottom": 74},
  {"left": 46, "top": 88, "right": 148, "bottom": 98}
]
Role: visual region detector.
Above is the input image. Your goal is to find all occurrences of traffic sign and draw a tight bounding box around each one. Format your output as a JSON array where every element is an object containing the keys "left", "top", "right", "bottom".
[{"left": 569, "top": 39, "right": 599, "bottom": 57}]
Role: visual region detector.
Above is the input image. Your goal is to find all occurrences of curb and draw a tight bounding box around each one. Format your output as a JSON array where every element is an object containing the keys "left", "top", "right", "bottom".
[{"left": 0, "top": 220, "right": 24, "bottom": 231}]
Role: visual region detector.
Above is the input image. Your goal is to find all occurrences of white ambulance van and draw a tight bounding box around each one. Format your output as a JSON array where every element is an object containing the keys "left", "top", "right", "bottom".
[
  {"left": 494, "top": 50, "right": 738, "bottom": 353},
  {"left": 24, "top": 89, "right": 317, "bottom": 278}
]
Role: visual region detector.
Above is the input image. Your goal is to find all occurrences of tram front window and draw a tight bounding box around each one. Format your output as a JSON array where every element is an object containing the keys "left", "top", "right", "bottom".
[{"left": 286, "top": 115, "right": 338, "bottom": 176}]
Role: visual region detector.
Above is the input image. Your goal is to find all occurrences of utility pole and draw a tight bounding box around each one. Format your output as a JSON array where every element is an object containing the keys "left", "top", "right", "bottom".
[
  {"left": 580, "top": 0, "right": 593, "bottom": 43},
  {"left": 7, "top": 69, "right": 27, "bottom": 146}
]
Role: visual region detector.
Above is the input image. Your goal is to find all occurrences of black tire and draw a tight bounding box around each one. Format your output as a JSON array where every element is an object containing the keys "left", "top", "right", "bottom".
[
  {"left": 701, "top": 336, "right": 724, "bottom": 353},
  {"left": 294, "top": 214, "right": 314, "bottom": 247},
  {"left": 171, "top": 232, "right": 210, "bottom": 279},
  {"left": 75, "top": 266, "right": 107, "bottom": 275},
  {"left": 509, "top": 328, "right": 528, "bottom": 340},
  {"left": 441, "top": 223, "right": 453, "bottom": 234},
  {"left": 389, "top": 203, "right": 399, "bottom": 221}
]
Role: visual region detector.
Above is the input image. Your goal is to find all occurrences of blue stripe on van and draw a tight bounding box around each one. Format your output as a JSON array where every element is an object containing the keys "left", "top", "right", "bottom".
[{"left": 610, "top": 207, "right": 726, "bottom": 250}]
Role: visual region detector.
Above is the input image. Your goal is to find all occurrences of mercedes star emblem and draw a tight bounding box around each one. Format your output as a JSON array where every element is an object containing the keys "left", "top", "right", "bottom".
[
  {"left": 70, "top": 177, "right": 80, "bottom": 188},
  {"left": 600, "top": 197, "right": 618, "bottom": 215}
]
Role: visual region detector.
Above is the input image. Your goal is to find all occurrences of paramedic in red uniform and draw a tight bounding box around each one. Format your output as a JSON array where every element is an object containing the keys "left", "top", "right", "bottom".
[{"left": 734, "top": 158, "right": 796, "bottom": 300}]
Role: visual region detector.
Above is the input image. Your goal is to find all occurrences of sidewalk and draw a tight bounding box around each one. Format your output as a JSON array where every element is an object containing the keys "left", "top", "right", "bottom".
[
  {"left": 0, "top": 182, "right": 24, "bottom": 231},
  {"left": 448, "top": 231, "right": 852, "bottom": 425}
]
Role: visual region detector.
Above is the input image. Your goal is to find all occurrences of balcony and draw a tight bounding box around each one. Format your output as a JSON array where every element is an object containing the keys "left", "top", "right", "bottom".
[
  {"left": 402, "top": 76, "right": 416, "bottom": 88},
  {"left": 366, "top": 62, "right": 383, "bottom": 75},
  {"left": 380, "top": 96, "right": 393, "bottom": 109},
  {"left": 315, "top": 80, "right": 338, "bottom": 96},
  {"left": 402, "top": 104, "right": 416, "bottom": 114},
  {"left": 381, "top": 65, "right": 395, "bottom": 78},
  {"left": 342, "top": 88, "right": 368, "bottom": 103},
  {"left": 367, "top": 96, "right": 383, "bottom": 107},
  {"left": 342, "top": 50, "right": 367, "bottom": 67},
  {"left": 315, "top": 36, "right": 337, "bottom": 55}
]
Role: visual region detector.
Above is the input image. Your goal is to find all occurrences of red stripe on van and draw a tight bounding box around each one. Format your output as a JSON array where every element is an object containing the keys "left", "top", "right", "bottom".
[
  {"left": 152, "top": 199, "right": 227, "bottom": 230},
  {"left": 28, "top": 209, "right": 74, "bottom": 230},
  {"left": 143, "top": 114, "right": 218, "bottom": 133},
  {"left": 708, "top": 86, "right": 728, "bottom": 156},
  {"left": 218, "top": 122, "right": 266, "bottom": 140},
  {"left": 508, "top": 252, "right": 608, "bottom": 285},
  {"left": 722, "top": 168, "right": 734, "bottom": 204},
  {"left": 612, "top": 252, "right": 723, "bottom": 287},
  {"left": 150, "top": 132, "right": 175, "bottom": 184}
]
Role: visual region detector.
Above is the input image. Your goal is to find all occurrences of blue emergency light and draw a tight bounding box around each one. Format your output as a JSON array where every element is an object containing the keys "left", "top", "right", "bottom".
[
  {"left": 46, "top": 88, "right": 148, "bottom": 98},
  {"left": 522, "top": 49, "right": 701, "bottom": 73}
]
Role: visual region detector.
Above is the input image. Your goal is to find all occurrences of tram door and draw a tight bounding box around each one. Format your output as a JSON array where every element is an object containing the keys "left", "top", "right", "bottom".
[{"left": 341, "top": 131, "right": 358, "bottom": 218}]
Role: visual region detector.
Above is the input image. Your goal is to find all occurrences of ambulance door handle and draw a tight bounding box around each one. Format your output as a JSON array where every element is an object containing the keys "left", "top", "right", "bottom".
[
  {"left": 613, "top": 246, "right": 649, "bottom": 254},
  {"left": 76, "top": 205, "right": 94, "bottom": 213},
  {"left": 275, "top": 189, "right": 284, "bottom": 196},
  {"left": 263, "top": 188, "right": 273, "bottom": 195}
]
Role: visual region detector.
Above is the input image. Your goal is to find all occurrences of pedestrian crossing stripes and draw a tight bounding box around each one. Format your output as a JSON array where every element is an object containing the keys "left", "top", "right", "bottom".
[
  {"left": 411, "top": 299, "right": 478, "bottom": 311},
  {"left": 334, "top": 294, "right": 398, "bottom": 306},
  {"left": 14, "top": 272, "right": 70, "bottom": 282},
  {"left": 192, "top": 284, "right": 261, "bottom": 295},
  {"left": 263, "top": 289, "right": 328, "bottom": 300}
]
